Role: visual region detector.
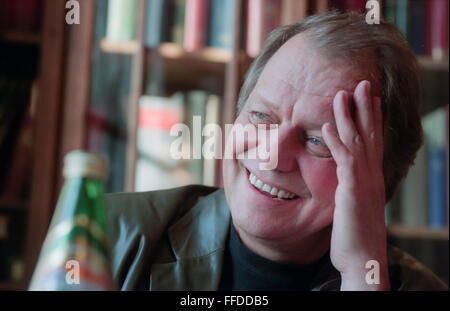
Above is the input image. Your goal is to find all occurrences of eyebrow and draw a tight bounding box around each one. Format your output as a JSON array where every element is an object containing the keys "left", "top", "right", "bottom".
[
  {"left": 253, "top": 92, "right": 281, "bottom": 111},
  {"left": 254, "top": 91, "right": 338, "bottom": 130}
]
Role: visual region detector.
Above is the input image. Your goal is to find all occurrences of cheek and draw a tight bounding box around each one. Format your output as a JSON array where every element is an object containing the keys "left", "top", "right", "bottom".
[
  {"left": 225, "top": 117, "right": 258, "bottom": 158},
  {"left": 301, "top": 157, "right": 338, "bottom": 203}
]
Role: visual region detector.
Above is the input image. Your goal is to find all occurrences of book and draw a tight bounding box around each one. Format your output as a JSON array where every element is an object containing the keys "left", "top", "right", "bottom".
[
  {"left": 280, "top": 0, "right": 308, "bottom": 26},
  {"left": 105, "top": 0, "right": 138, "bottom": 42},
  {"left": 408, "top": 0, "right": 425, "bottom": 56},
  {"left": 0, "top": 0, "right": 42, "bottom": 33},
  {"left": 172, "top": 0, "right": 186, "bottom": 46},
  {"left": 399, "top": 145, "right": 428, "bottom": 227},
  {"left": 0, "top": 0, "right": 14, "bottom": 32},
  {"left": 184, "top": 0, "right": 210, "bottom": 52},
  {"left": 446, "top": 105, "right": 449, "bottom": 227},
  {"left": 185, "top": 90, "right": 209, "bottom": 185},
  {"left": 135, "top": 94, "right": 193, "bottom": 192},
  {"left": 144, "top": 0, "right": 172, "bottom": 48},
  {"left": 208, "top": 0, "right": 236, "bottom": 49},
  {"left": 395, "top": 0, "right": 409, "bottom": 38},
  {"left": 344, "top": 0, "right": 367, "bottom": 14},
  {"left": 427, "top": 0, "right": 449, "bottom": 60},
  {"left": 385, "top": 188, "right": 402, "bottom": 226},
  {"left": 383, "top": 0, "right": 409, "bottom": 38},
  {"left": 423, "top": 107, "right": 448, "bottom": 228},
  {"left": 13, "top": 0, "right": 42, "bottom": 32},
  {"left": 383, "top": 0, "right": 397, "bottom": 26},
  {"left": 246, "top": 0, "right": 281, "bottom": 58},
  {"left": 329, "top": 0, "right": 366, "bottom": 13},
  {"left": 202, "top": 94, "right": 221, "bottom": 187}
]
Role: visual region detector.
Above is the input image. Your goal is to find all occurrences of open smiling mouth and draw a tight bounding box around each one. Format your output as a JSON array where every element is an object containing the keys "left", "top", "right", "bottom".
[{"left": 245, "top": 169, "right": 300, "bottom": 201}]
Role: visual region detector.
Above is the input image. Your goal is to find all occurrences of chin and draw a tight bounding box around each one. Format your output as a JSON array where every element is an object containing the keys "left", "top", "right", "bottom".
[{"left": 223, "top": 157, "right": 334, "bottom": 242}]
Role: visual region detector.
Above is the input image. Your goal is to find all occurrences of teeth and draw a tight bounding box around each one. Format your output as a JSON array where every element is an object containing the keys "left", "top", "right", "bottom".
[
  {"left": 270, "top": 187, "right": 278, "bottom": 196},
  {"left": 249, "top": 173, "right": 297, "bottom": 200}
]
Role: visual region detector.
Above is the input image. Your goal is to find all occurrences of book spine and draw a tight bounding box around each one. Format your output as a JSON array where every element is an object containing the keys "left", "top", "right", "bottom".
[
  {"left": 13, "top": 0, "right": 42, "bottom": 32},
  {"left": 280, "top": 0, "right": 308, "bottom": 26},
  {"left": 399, "top": 145, "right": 428, "bottom": 227},
  {"left": 329, "top": 0, "right": 347, "bottom": 12},
  {"left": 105, "top": 0, "right": 138, "bottom": 42},
  {"left": 409, "top": 0, "right": 425, "bottom": 56},
  {"left": 383, "top": 0, "right": 397, "bottom": 25},
  {"left": 246, "top": 0, "right": 281, "bottom": 58},
  {"left": 429, "top": 0, "right": 449, "bottom": 60},
  {"left": 172, "top": 0, "right": 186, "bottom": 46},
  {"left": 203, "top": 94, "right": 221, "bottom": 187},
  {"left": 208, "top": 0, "right": 236, "bottom": 49},
  {"left": 345, "top": 0, "right": 367, "bottom": 13},
  {"left": 135, "top": 95, "right": 187, "bottom": 192},
  {"left": 395, "top": 0, "right": 409, "bottom": 38},
  {"left": 446, "top": 105, "right": 449, "bottom": 228},
  {"left": 428, "top": 145, "right": 447, "bottom": 228},
  {"left": 315, "top": 0, "right": 329, "bottom": 13},
  {"left": 186, "top": 91, "right": 208, "bottom": 184},
  {"left": 184, "top": 0, "right": 210, "bottom": 51},
  {"left": 145, "top": 0, "right": 166, "bottom": 48},
  {"left": 423, "top": 107, "right": 448, "bottom": 228}
]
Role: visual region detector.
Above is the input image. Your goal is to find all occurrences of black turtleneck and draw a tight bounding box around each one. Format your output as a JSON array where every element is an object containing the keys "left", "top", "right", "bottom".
[{"left": 219, "top": 223, "right": 329, "bottom": 291}]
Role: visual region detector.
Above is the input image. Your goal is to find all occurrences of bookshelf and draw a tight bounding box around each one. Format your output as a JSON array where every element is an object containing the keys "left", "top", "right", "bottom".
[
  {"left": 0, "top": 31, "right": 41, "bottom": 45},
  {"left": 0, "top": 0, "right": 448, "bottom": 289},
  {"left": 387, "top": 226, "right": 449, "bottom": 241},
  {"left": 418, "top": 56, "right": 449, "bottom": 71}
]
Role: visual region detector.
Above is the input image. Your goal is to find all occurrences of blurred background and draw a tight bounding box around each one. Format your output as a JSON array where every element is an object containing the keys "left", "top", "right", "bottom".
[{"left": 0, "top": 0, "right": 448, "bottom": 290}]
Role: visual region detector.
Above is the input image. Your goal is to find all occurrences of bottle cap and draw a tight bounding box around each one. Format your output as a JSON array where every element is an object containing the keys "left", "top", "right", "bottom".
[{"left": 63, "top": 150, "right": 108, "bottom": 181}]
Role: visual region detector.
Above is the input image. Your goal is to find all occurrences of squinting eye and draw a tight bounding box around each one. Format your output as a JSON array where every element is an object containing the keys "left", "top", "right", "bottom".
[
  {"left": 307, "top": 136, "right": 331, "bottom": 158},
  {"left": 309, "top": 137, "right": 325, "bottom": 147},
  {"left": 255, "top": 112, "right": 270, "bottom": 121},
  {"left": 250, "top": 111, "right": 272, "bottom": 124}
]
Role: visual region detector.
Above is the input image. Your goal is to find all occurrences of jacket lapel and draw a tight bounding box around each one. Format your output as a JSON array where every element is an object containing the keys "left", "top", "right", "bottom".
[{"left": 150, "top": 189, "right": 231, "bottom": 290}]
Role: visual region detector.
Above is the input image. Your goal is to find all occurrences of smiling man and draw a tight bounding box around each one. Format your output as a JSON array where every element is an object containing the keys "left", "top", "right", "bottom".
[{"left": 105, "top": 11, "right": 448, "bottom": 291}]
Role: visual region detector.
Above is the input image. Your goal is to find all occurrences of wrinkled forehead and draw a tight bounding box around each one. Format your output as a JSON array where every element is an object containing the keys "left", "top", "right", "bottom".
[{"left": 256, "top": 33, "right": 381, "bottom": 109}]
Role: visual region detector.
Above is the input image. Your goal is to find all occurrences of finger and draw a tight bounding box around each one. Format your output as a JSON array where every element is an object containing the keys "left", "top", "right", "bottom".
[
  {"left": 353, "top": 81, "right": 377, "bottom": 165},
  {"left": 373, "top": 96, "right": 384, "bottom": 165},
  {"left": 333, "top": 90, "right": 363, "bottom": 155},
  {"left": 322, "top": 123, "right": 356, "bottom": 184}
]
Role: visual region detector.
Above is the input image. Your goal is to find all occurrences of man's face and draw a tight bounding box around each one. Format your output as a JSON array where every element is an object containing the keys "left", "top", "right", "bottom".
[{"left": 223, "top": 34, "right": 379, "bottom": 244}]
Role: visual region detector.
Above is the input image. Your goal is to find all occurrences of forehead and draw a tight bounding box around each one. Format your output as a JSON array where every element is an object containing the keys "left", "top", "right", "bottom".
[{"left": 253, "top": 33, "right": 378, "bottom": 122}]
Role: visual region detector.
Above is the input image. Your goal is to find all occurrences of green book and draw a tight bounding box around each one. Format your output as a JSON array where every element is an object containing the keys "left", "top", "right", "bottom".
[
  {"left": 172, "top": 0, "right": 186, "bottom": 46},
  {"left": 186, "top": 90, "right": 208, "bottom": 184},
  {"left": 106, "top": 0, "right": 138, "bottom": 42}
]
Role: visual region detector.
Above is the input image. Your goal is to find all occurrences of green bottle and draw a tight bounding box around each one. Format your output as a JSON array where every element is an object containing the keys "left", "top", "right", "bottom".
[{"left": 29, "top": 151, "right": 115, "bottom": 290}]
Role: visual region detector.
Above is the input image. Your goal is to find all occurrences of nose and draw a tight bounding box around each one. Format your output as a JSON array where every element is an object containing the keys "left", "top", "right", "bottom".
[{"left": 267, "top": 127, "right": 301, "bottom": 173}]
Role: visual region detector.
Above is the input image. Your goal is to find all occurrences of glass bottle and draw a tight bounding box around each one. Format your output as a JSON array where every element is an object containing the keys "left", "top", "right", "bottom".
[{"left": 29, "top": 150, "right": 115, "bottom": 290}]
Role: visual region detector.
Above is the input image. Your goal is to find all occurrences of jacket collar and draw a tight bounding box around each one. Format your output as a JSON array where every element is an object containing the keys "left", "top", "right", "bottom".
[
  {"left": 150, "top": 188, "right": 231, "bottom": 290},
  {"left": 150, "top": 188, "right": 342, "bottom": 291}
]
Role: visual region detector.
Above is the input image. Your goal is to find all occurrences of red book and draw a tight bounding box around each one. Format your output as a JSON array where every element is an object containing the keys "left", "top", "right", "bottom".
[
  {"left": 345, "top": 0, "right": 367, "bottom": 13},
  {"left": 184, "top": 0, "right": 210, "bottom": 52},
  {"left": 13, "top": 0, "right": 42, "bottom": 32},
  {"left": 428, "top": 0, "right": 449, "bottom": 60},
  {"left": 0, "top": 0, "right": 14, "bottom": 31},
  {"left": 330, "top": 0, "right": 366, "bottom": 13},
  {"left": 246, "top": 0, "right": 281, "bottom": 58}
]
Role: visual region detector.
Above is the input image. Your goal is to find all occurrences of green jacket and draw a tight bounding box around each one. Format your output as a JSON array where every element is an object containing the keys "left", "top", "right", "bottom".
[{"left": 105, "top": 185, "right": 448, "bottom": 291}]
